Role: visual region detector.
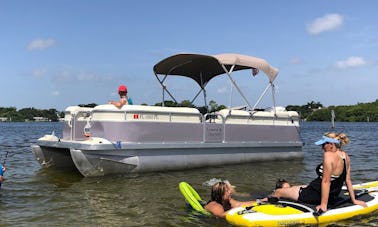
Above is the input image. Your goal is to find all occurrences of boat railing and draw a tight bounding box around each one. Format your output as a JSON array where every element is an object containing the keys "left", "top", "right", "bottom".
[
  {"left": 63, "top": 107, "right": 93, "bottom": 140},
  {"left": 216, "top": 109, "right": 300, "bottom": 126}
]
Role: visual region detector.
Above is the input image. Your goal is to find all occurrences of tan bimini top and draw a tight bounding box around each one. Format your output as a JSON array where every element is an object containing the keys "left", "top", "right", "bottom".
[{"left": 153, "top": 53, "right": 279, "bottom": 88}]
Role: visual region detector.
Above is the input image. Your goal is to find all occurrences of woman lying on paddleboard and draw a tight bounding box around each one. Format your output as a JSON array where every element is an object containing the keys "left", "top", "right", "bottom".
[
  {"left": 273, "top": 132, "right": 367, "bottom": 213},
  {"left": 204, "top": 181, "right": 256, "bottom": 218}
]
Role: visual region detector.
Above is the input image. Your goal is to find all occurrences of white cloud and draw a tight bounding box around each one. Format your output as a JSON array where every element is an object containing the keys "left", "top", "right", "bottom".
[
  {"left": 77, "top": 72, "right": 97, "bottom": 81},
  {"left": 217, "top": 86, "right": 229, "bottom": 94},
  {"left": 289, "top": 58, "right": 301, "bottom": 65},
  {"left": 51, "top": 68, "right": 118, "bottom": 85},
  {"left": 33, "top": 68, "right": 48, "bottom": 79},
  {"left": 52, "top": 91, "right": 60, "bottom": 96},
  {"left": 334, "top": 56, "right": 367, "bottom": 69},
  {"left": 53, "top": 70, "right": 72, "bottom": 83},
  {"left": 27, "top": 38, "right": 56, "bottom": 51},
  {"left": 307, "top": 14, "right": 343, "bottom": 35}
]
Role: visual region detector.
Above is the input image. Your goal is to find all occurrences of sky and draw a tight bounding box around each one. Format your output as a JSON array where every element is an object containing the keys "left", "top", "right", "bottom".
[{"left": 1, "top": 0, "right": 378, "bottom": 111}]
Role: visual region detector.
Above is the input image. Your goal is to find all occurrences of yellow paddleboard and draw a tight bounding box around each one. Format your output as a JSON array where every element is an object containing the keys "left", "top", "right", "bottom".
[{"left": 226, "top": 180, "right": 378, "bottom": 227}]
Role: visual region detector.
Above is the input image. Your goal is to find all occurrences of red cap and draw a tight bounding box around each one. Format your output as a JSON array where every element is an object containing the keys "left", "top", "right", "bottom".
[{"left": 118, "top": 85, "right": 127, "bottom": 92}]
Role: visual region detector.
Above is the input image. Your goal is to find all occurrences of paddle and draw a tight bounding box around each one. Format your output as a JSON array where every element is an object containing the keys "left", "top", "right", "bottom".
[
  {"left": 312, "top": 187, "right": 377, "bottom": 216},
  {"left": 239, "top": 196, "right": 281, "bottom": 215}
]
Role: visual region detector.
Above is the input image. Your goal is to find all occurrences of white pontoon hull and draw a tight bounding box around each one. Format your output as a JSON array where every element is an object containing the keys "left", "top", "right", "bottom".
[{"left": 32, "top": 138, "right": 302, "bottom": 177}]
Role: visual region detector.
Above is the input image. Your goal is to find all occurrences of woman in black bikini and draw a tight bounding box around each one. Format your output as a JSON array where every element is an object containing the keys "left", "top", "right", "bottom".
[{"left": 273, "top": 132, "right": 366, "bottom": 213}]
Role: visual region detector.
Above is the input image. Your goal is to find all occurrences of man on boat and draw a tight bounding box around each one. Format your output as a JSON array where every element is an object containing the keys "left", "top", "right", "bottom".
[{"left": 109, "top": 84, "right": 133, "bottom": 108}]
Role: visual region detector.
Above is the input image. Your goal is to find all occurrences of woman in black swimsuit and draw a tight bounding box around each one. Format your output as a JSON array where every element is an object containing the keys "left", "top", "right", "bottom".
[{"left": 273, "top": 132, "right": 366, "bottom": 213}]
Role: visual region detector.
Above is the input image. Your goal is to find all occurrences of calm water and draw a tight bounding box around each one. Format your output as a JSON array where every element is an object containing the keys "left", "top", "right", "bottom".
[{"left": 0, "top": 122, "right": 377, "bottom": 226}]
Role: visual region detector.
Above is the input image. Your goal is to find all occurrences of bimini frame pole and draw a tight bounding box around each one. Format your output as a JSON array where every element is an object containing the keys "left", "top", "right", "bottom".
[
  {"left": 154, "top": 73, "right": 178, "bottom": 106},
  {"left": 252, "top": 82, "right": 274, "bottom": 111},
  {"left": 221, "top": 64, "right": 253, "bottom": 110},
  {"left": 189, "top": 71, "right": 208, "bottom": 108},
  {"left": 271, "top": 82, "right": 277, "bottom": 115},
  {"left": 200, "top": 71, "right": 208, "bottom": 109},
  {"left": 190, "top": 87, "right": 204, "bottom": 104},
  {"left": 162, "top": 80, "right": 165, "bottom": 107}
]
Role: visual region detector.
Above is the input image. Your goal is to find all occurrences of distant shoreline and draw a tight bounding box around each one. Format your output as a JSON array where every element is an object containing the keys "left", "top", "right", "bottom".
[{"left": 1, "top": 99, "right": 377, "bottom": 122}]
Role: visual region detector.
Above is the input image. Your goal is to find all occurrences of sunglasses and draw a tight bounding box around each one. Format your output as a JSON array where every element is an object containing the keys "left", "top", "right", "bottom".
[{"left": 322, "top": 142, "right": 333, "bottom": 148}]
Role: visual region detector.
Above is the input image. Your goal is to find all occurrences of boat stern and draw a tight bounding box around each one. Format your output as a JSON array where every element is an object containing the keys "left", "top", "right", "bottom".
[{"left": 31, "top": 134, "right": 79, "bottom": 171}]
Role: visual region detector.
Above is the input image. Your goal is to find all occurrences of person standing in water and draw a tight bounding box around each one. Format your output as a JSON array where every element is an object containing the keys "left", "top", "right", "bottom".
[{"left": 0, "top": 163, "right": 6, "bottom": 188}]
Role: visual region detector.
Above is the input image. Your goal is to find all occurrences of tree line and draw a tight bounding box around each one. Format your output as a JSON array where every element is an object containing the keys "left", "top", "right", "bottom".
[
  {"left": 0, "top": 99, "right": 377, "bottom": 122},
  {"left": 0, "top": 107, "right": 64, "bottom": 122},
  {"left": 287, "top": 99, "right": 378, "bottom": 122}
]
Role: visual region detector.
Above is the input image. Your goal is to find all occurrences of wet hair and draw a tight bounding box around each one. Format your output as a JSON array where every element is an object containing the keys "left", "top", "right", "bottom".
[
  {"left": 211, "top": 181, "right": 231, "bottom": 211},
  {"left": 275, "top": 179, "right": 290, "bottom": 189},
  {"left": 336, "top": 132, "right": 350, "bottom": 146},
  {"left": 324, "top": 132, "right": 350, "bottom": 148}
]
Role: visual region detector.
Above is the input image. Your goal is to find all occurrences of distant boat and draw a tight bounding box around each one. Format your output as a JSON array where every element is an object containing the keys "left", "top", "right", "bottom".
[{"left": 31, "top": 53, "right": 303, "bottom": 177}]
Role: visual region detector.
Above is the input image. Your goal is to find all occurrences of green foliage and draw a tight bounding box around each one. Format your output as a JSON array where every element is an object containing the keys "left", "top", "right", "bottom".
[
  {"left": 286, "top": 101, "right": 324, "bottom": 119},
  {"left": 208, "top": 100, "right": 226, "bottom": 112},
  {"left": 306, "top": 108, "right": 331, "bottom": 121},
  {"left": 178, "top": 100, "right": 195, "bottom": 108},
  {"left": 0, "top": 107, "right": 17, "bottom": 120},
  {"left": 1, "top": 99, "right": 377, "bottom": 122},
  {"left": 153, "top": 100, "right": 178, "bottom": 107},
  {"left": 289, "top": 99, "right": 378, "bottom": 122},
  {"left": 0, "top": 107, "right": 63, "bottom": 122}
]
